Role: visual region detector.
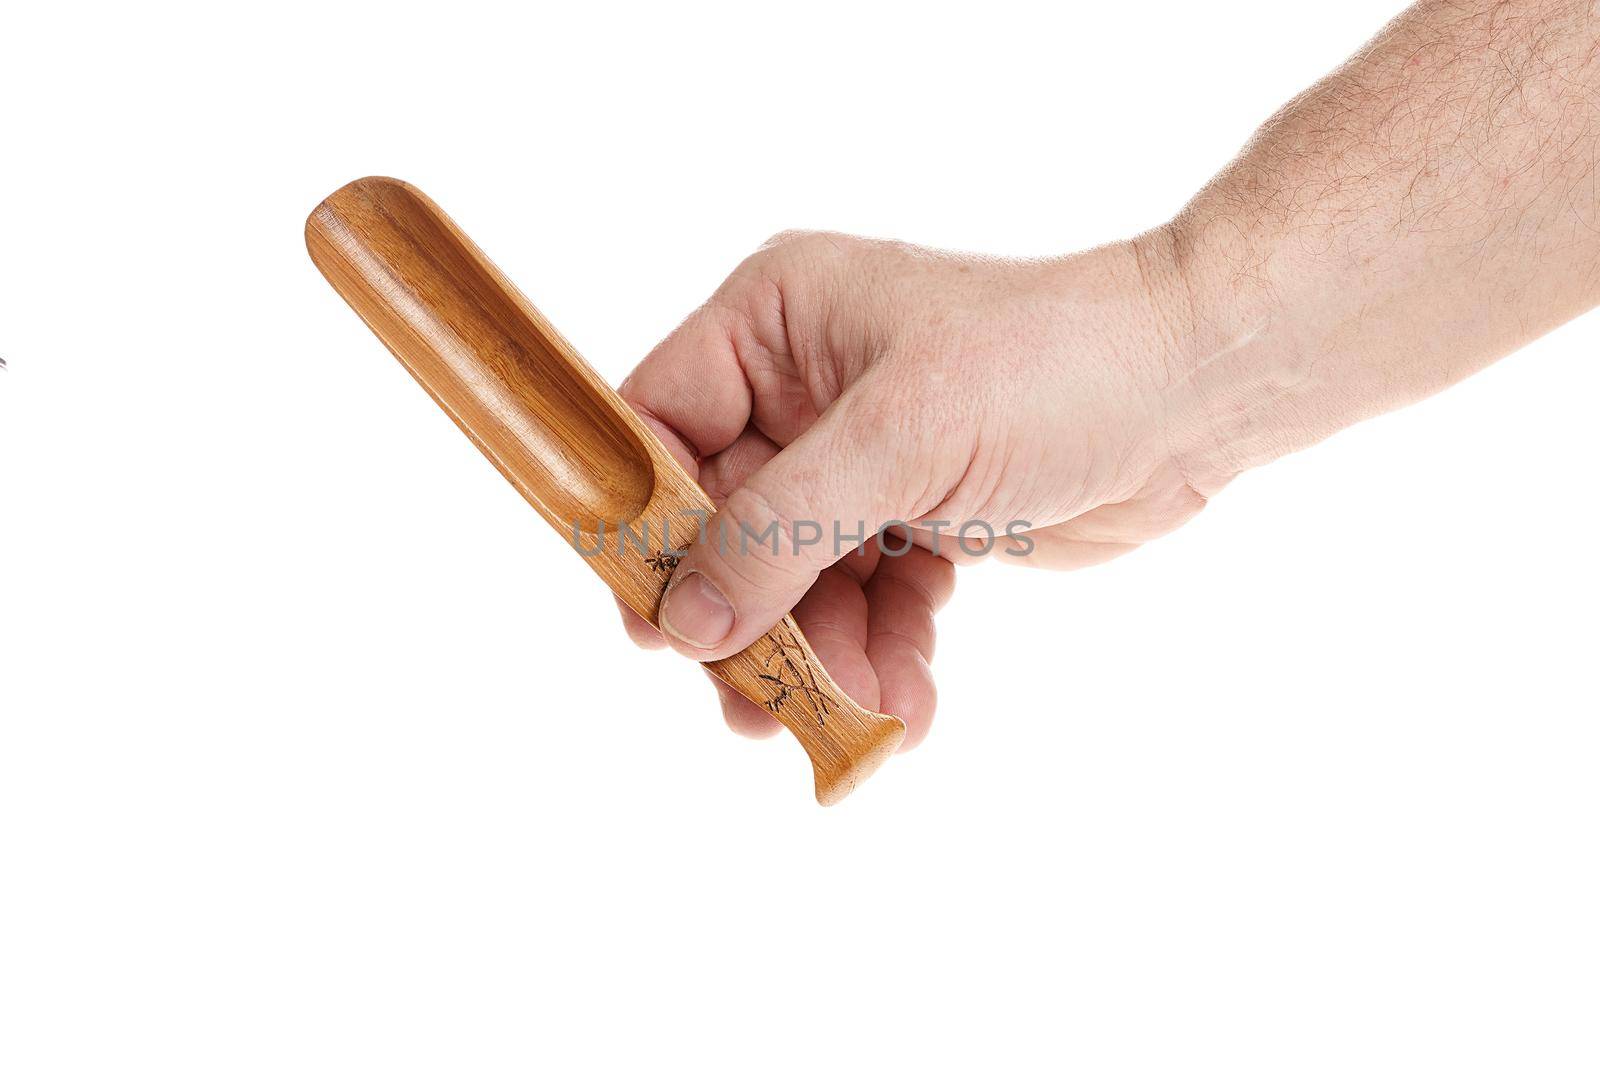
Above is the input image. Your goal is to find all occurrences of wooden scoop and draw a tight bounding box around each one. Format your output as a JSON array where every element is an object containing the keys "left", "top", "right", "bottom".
[{"left": 305, "top": 177, "right": 905, "bottom": 804}]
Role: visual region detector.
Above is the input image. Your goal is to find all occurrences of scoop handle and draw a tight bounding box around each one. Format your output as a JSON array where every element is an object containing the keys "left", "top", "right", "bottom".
[
  {"left": 626, "top": 466, "right": 906, "bottom": 806},
  {"left": 305, "top": 177, "right": 904, "bottom": 804}
]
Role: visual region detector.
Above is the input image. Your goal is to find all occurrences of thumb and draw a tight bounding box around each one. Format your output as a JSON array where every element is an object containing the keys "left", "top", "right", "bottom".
[{"left": 656, "top": 392, "right": 922, "bottom": 661}]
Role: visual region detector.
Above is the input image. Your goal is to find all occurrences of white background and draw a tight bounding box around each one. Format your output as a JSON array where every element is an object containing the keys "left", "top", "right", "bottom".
[{"left": 2, "top": 1, "right": 1596, "bottom": 1063}]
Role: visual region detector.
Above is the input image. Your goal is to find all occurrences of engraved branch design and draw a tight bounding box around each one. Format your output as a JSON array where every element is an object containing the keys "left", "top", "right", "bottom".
[{"left": 755, "top": 630, "right": 837, "bottom": 728}]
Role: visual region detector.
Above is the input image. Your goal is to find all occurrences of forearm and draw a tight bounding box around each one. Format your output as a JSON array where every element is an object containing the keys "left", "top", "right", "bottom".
[{"left": 1156, "top": 0, "right": 1600, "bottom": 488}]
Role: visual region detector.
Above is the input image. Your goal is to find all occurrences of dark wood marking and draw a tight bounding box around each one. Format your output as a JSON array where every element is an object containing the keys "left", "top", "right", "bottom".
[
  {"left": 755, "top": 630, "right": 838, "bottom": 728},
  {"left": 644, "top": 551, "right": 681, "bottom": 575}
]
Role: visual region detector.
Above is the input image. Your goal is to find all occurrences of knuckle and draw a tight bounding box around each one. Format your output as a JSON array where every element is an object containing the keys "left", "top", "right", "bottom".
[
  {"left": 759, "top": 228, "right": 829, "bottom": 252},
  {"left": 760, "top": 228, "right": 814, "bottom": 250},
  {"left": 759, "top": 228, "right": 859, "bottom": 264}
]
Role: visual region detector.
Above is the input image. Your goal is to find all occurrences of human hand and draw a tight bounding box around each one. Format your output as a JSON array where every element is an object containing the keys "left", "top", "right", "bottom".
[
  {"left": 615, "top": 228, "right": 1219, "bottom": 746},
  {"left": 619, "top": 0, "right": 1600, "bottom": 752}
]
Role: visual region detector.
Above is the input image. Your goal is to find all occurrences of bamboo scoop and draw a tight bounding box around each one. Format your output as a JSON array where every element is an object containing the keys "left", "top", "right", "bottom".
[{"left": 305, "top": 177, "right": 905, "bottom": 804}]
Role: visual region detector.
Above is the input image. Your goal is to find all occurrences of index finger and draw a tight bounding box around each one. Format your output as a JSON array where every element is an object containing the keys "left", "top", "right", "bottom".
[{"left": 619, "top": 302, "right": 754, "bottom": 471}]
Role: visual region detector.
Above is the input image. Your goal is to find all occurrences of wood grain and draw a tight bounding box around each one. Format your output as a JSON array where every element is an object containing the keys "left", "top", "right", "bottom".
[{"left": 305, "top": 177, "right": 904, "bottom": 804}]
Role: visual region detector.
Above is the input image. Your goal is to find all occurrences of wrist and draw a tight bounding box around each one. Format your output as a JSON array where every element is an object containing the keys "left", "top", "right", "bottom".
[
  {"left": 1117, "top": 222, "right": 1270, "bottom": 497},
  {"left": 1139, "top": 209, "right": 1345, "bottom": 493}
]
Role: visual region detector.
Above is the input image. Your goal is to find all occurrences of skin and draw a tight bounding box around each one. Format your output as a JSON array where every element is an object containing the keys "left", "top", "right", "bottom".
[{"left": 616, "top": 0, "right": 1600, "bottom": 746}]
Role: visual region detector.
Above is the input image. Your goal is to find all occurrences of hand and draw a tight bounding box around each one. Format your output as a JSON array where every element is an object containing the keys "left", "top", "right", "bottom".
[
  {"left": 619, "top": 0, "right": 1600, "bottom": 751},
  {"left": 615, "top": 229, "right": 1215, "bottom": 746}
]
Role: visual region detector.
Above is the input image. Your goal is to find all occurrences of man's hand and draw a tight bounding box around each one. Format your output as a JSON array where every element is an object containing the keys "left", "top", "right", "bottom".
[
  {"left": 616, "top": 232, "right": 1212, "bottom": 744},
  {"left": 620, "top": 0, "right": 1600, "bottom": 746}
]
